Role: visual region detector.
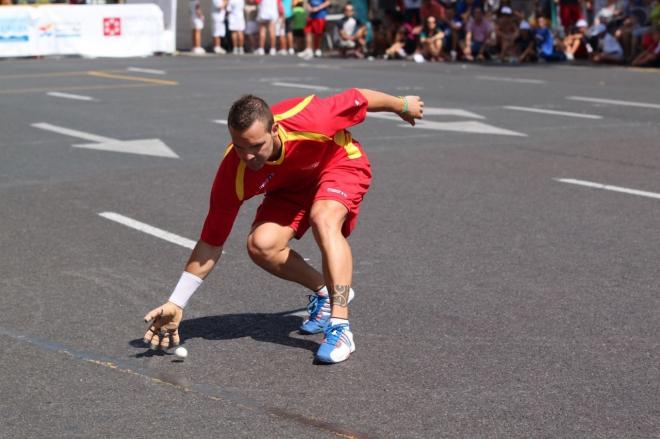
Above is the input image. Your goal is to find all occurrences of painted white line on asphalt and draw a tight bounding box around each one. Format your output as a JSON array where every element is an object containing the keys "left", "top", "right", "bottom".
[
  {"left": 272, "top": 82, "right": 330, "bottom": 91},
  {"left": 503, "top": 106, "right": 602, "bottom": 119},
  {"left": 99, "top": 212, "right": 197, "bottom": 249},
  {"left": 556, "top": 178, "right": 660, "bottom": 200},
  {"left": 566, "top": 96, "right": 660, "bottom": 109},
  {"left": 32, "top": 122, "right": 115, "bottom": 143},
  {"left": 126, "top": 67, "right": 166, "bottom": 75},
  {"left": 47, "top": 92, "right": 94, "bottom": 101},
  {"left": 213, "top": 119, "right": 228, "bottom": 124},
  {"left": 476, "top": 75, "right": 546, "bottom": 84}
]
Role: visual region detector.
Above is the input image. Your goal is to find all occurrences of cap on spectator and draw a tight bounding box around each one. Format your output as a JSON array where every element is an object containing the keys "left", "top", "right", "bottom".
[
  {"left": 519, "top": 20, "right": 531, "bottom": 30},
  {"left": 500, "top": 6, "right": 513, "bottom": 15},
  {"left": 576, "top": 19, "right": 588, "bottom": 28}
]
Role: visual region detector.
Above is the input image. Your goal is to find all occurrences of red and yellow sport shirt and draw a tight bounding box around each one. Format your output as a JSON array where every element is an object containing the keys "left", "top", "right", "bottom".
[{"left": 200, "top": 88, "right": 370, "bottom": 246}]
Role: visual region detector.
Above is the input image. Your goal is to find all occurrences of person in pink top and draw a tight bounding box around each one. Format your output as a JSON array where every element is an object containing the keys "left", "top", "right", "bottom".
[{"left": 465, "top": 8, "right": 494, "bottom": 60}]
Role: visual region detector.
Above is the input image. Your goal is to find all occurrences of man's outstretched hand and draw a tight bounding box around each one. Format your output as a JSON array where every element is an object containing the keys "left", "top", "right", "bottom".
[
  {"left": 143, "top": 301, "right": 183, "bottom": 350},
  {"left": 399, "top": 95, "right": 424, "bottom": 126}
]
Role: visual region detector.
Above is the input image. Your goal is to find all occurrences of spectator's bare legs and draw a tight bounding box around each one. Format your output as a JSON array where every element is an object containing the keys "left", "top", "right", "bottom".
[
  {"left": 192, "top": 29, "right": 202, "bottom": 50},
  {"left": 247, "top": 222, "right": 325, "bottom": 291},
  {"left": 310, "top": 200, "right": 352, "bottom": 320}
]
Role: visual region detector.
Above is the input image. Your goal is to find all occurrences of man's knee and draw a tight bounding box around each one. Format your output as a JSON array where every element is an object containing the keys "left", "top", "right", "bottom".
[
  {"left": 309, "top": 200, "right": 347, "bottom": 235},
  {"left": 246, "top": 226, "right": 288, "bottom": 263}
]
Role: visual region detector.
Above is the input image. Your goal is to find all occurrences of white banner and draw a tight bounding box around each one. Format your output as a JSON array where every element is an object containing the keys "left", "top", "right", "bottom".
[{"left": 0, "top": 4, "right": 171, "bottom": 58}]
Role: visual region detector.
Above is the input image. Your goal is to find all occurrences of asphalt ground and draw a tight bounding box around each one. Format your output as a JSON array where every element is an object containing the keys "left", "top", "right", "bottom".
[{"left": 1, "top": 54, "right": 659, "bottom": 438}]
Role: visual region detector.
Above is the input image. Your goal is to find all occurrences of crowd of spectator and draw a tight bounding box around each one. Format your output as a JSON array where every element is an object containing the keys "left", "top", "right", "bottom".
[{"left": 186, "top": 0, "right": 659, "bottom": 67}]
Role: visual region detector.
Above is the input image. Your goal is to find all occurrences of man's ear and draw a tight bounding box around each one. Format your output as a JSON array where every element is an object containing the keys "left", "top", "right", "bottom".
[{"left": 271, "top": 123, "right": 279, "bottom": 136}]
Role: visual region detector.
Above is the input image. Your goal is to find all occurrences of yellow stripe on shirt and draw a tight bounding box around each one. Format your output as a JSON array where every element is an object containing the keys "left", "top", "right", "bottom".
[
  {"left": 274, "top": 95, "right": 315, "bottom": 122},
  {"left": 333, "top": 130, "right": 362, "bottom": 159},
  {"left": 235, "top": 160, "right": 246, "bottom": 201}
]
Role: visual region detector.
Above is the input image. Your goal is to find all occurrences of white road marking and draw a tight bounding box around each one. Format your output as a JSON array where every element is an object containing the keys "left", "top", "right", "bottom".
[
  {"left": 422, "top": 108, "right": 485, "bottom": 119},
  {"left": 503, "top": 106, "right": 602, "bottom": 119},
  {"left": 213, "top": 119, "right": 228, "bottom": 125},
  {"left": 32, "top": 122, "right": 179, "bottom": 158},
  {"left": 566, "top": 96, "right": 660, "bottom": 109},
  {"left": 272, "top": 82, "right": 331, "bottom": 90},
  {"left": 32, "top": 122, "right": 114, "bottom": 143},
  {"left": 126, "top": 67, "right": 166, "bottom": 75},
  {"left": 368, "top": 113, "right": 525, "bottom": 136},
  {"left": 476, "top": 75, "right": 546, "bottom": 84},
  {"left": 47, "top": 92, "right": 94, "bottom": 101},
  {"left": 556, "top": 178, "right": 660, "bottom": 200},
  {"left": 99, "top": 212, "right": 197, "bottom": 249}
]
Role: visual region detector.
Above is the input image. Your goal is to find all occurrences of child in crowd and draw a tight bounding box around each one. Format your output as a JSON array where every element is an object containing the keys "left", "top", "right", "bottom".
[
  {"left": 190, "top": 0, "right": 206, "bottom": 54},
  {"left": 228, "top": 0, "right": 246, "bottom": 53},
  {"left": 298, "top": 0, "right": 331, "bottom": 59},
  {"left": 212, "top": 0, "right": 228, "bottom": 54}
]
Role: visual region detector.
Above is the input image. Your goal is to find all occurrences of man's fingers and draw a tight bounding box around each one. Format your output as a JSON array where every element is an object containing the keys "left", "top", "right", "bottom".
[
  {"left": 143, "top": 325, "right": 159, "bottom": 344},
  {"left": 160, "top": 333, "right": 171, "bottom": 349},
  {"left": 143, "top": 306, "right": 163, "bottom": 323},
  {"left": 149, "top": 332, "right": 161, "bottom": 349},
  {"left": 171, "top": 329, "right": 181, "bottom": 347}
]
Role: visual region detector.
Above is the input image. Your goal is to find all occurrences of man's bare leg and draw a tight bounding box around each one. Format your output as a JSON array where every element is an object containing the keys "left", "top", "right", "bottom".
[
  {"left": 247, "top": 221, "right": 324, "bottom": 291},
  {"left": 309, "top": 200, "right": 352, "bottom": 320}
]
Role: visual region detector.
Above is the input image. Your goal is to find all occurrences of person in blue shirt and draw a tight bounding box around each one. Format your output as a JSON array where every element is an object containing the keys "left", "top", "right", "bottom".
[{"left": 536, "top": 16, "right": 566, "bottom": 61}]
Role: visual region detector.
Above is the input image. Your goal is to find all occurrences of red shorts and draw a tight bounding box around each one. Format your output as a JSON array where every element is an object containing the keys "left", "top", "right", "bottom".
[
  {"left": 304, "top": 18, "right": 326, "bottom": 35},
  {"left": 560, "top": 4, "right": 581, "bottom": 29},
  {"left": 253, "top": 148, "right": 371, "bottom": 239}
]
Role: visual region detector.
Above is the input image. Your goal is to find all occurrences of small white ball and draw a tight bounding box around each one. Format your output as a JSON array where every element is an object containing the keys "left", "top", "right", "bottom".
[{"left": 174, "top": 346, "right": 188, "bottom": 359}]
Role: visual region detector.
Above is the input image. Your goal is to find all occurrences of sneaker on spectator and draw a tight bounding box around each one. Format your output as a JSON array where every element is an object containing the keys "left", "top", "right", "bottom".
[
  {"left": 316, "top": 322, "right": 355, "bottom": 364},
  {"left": 269, "top": 47, "right": 277, "bottom": 56},
  {"left": 191, "top": 47, "right": 206, "bottom": 55},
  {"left": 300, "top": 288, "right": 354, "bottom": 334},
  {"left": 297, "top": 48, "right": 313, "bottom": 59},
  {"left": 278, "top": 49, "right": 288, "bottom": 55},
  {"left": 288, "top": 48, "right": 295, "bottom": 55},
  {"left": 314, "top": 49, "right": 322, "bottom": 57},
  {"left": 413, "top": 53, "right": 426, "bottom": 63},
  {"left": 213, "top": 46, "right": 226, "bottom": 54},
  {"left": 238, "top": 47, "right": 245, "bottom": 55},
  {"left": 254, "top": 47, "right": 265, "bottom": 55}
]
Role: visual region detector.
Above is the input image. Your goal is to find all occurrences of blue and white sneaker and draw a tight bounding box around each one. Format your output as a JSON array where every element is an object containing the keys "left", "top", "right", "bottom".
[
  {"left": 316, "top": 322, "right": 355, "bottom": 363},
  {"left": 299, "top": 288, "right": 355, "bottom": 334}
]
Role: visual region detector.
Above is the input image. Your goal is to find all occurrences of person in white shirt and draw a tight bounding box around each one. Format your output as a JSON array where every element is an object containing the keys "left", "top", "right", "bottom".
[
  {"left": 228, "top": 0, "right": 246, "bottom": 54},
  {"left": 212, "top": 0, "right": 228, "bottom": 54}
]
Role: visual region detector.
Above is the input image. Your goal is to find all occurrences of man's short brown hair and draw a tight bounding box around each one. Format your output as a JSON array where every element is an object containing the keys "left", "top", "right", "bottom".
[{"left": 227, "top": 95, "right": 274, "bottom": 132}]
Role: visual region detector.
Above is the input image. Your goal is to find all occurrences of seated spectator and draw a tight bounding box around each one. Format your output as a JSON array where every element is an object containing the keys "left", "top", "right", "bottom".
[
  {"left": 495, "top": 6, "right": 519, "bottom": 61},
  {"left": 465, "top": 7, "right": 495, "bottom": 60},
  {"left": 632, "top": 24, "right": 660, "bottom": 65},
  {"left": 418, "top": 15, "right": 446, "bottom": 60},
  {"left": 594, "top": 0, "right": 624, "bottom": 25},
  {"left": 536, "top": 15, "right": 567, "bottom": 61},
  {"left": 591, "top": 22, "right": 625, "bottom": 62},
  {"left": 516, "top": 20, "right": 538, "bottom": 61},
  {"left": 336, "top": 3, "right": 368, "bottom": 57},
  {"left": 385, "top": 24, "right": 415, "bottom": 59},
  {"left": 563, "top": 18, "right": 590, "bottom": 59},
  {"left": 616, "top": 0, "right": 653, "bottom": 62},
  {"left": 441, "top": 3, "right": 467, "bottom": 60}
]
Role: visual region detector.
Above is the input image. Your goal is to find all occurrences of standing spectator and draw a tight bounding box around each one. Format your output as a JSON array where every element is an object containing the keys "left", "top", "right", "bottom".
[
  {"left": 403, "top": 0, "right": 423, "bottom": 26},
  {"left": 536, "top": 15, "right": 567, "bottom": 60},
  {"left": 256, "top": 0, "right": 280, "bottom": 55},
  {"left": 563, "top": 18, "right": 590, "bottom": 59},
  {"left": 516, "top": 20, "right": 538, "bottom": 61},
  {"left": 228, "top": 0, "right": 247, "bottom": 53},
  {"left": 212, "top": 0, "right": 228, "bottom": 54},
  {"left": 418, "top": 15, "right": 445, "bottom": 60},
  {"left": 495, "top": 6, "right": 519, "bottom": 61},
  {"left": 291, "top": 0, "right": 308, "bottom": 51},
  {"left": 280, "top": 0, "right": 296, "bottom": 54},
  {"left": 465, "top": 7, "right": 495, "bottom": 60},
  {"left": 558, "top": 0, "right": 584, "bottom": 33},
  {"left": 336, "top": 3, "right": 368, "bottom": 57},
  {"left": 421, "top": 0, "right": 446, "bottom": 23},
  {"left": 190, "top": 0, "right": 206, "bottom": 55},
  {"left": 298, "top": 0, "right": 331, "bottom": 58}
]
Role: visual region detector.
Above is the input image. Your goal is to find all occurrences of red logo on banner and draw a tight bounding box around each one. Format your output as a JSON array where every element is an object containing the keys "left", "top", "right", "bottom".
[{"left": 103, "top": 18, "right": 121, "bottom": 37}]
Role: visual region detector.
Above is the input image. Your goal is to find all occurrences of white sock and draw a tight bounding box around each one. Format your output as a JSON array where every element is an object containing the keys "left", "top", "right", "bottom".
[
  {"left": 330, "top": 318, "right": 349, "bottom": 326},
  {"left": 315, "top": 285, "right": 328, "bottom": 296}
]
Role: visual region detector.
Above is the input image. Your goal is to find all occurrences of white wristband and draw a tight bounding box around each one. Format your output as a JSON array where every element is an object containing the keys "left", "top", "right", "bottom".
[{"left": 168, "top": 271, "right": 203, "bottom": 308}]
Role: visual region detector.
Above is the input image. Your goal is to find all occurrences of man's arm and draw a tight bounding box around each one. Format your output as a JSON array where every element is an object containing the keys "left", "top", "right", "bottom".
[
  {"left": 356, "top": 88, "right": 424, "bottom": 126},
  {"left": 184, "top": 240, "right": 224, "bottom": 280}
]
